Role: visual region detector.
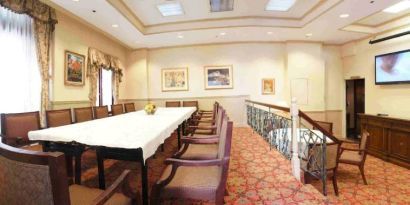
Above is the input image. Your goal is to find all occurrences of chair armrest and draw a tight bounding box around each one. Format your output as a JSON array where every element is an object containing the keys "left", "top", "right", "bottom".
[
  {"left": 165, "top": 158, "right": 223, "bottom": 167},
  {"left": 191, "top": 119, "right": 215, "bottom": 123},
  {"left": 91, "top": 170, "right": 137, "bottom": 205},
  {"left": 181, "top": 137, "right": 219, "bottom": 144},
  {"left": 199, "top": 110, "right": 213, "bottom": 113},
  {"left": 189, "top": 125, "right": 217, "bottom": 130},
  {"left": 339, "top": 138, "right": 358, "bottom": 144}
]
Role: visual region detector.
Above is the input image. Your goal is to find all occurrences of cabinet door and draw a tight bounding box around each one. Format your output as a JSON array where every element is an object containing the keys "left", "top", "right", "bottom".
[
  {"left": 389, "top": 130, "right": 410, "bottom": 163},
  {"left": 367, "top": 124, "right": 386, "bottom": 157}
]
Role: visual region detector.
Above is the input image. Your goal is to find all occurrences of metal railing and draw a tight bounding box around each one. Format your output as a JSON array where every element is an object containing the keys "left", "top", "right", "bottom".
[{"left": 245, "top": 99, "right": 340, "bottom": 196}]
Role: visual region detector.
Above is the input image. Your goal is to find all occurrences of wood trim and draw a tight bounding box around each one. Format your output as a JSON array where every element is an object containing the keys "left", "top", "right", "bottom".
[{"left": 50, "top": 100, "right": 91, "bottom": 105}]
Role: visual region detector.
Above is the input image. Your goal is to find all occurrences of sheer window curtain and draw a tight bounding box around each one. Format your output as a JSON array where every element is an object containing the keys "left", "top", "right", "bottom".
[{"left": 0, "top": 6, "right": 41, "bottom": 113}]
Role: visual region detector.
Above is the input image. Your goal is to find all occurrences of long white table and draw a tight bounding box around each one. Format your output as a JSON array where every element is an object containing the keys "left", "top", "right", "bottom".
[{"left": 28, "top": 107, "right": 196, "bottom": 205}]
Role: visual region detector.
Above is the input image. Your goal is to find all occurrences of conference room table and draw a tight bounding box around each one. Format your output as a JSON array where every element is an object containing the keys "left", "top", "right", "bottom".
[{"left": 28, "top": 107, "right": 196, "bottom": 205}]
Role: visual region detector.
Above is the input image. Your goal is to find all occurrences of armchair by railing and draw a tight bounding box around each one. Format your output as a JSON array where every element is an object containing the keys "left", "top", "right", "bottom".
[{"left": 245, "top": 99, "right": 340, "bottom": 196}]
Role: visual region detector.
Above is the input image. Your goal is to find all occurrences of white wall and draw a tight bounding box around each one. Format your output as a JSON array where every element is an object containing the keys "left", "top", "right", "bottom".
[{"left": 342, "top": 28, "right": 410, "bottom": 119}]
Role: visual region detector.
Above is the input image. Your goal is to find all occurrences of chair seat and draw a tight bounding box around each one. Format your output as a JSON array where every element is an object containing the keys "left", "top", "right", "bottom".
[
  {"left": 180, "top": 144, "right": 218, "bottom": 160},
  {"left": 69, "top": 185, "right": 131, "bottom": 205},
  {"left": 339, "top": 150, "right": 363, "bottom": 163},
  {"left": 159, "top": 165, "right": 221, "bottom": 201}
]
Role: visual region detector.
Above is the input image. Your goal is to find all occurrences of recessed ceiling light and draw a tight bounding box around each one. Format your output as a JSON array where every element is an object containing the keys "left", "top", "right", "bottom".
[
  {"left": 72, "top": 0, "right": 80, "bottom": 2},
  {"left": 305, "top": 33, "right": 313, "bottom": 37},
  {"left": 267, "top": 31, "right": 273, "bottom": 35},
  {"left": 112, "top": 24, "right": 119, "bottom": 28},
  {"left": 177, "top": 34, "right": 184, "bottom": 39},
  {"left": 210, "top": 0, "right": 234, "bottom": 12},
  {"left": 220, "top": 32, "right": 226, "bottom": 36},
  {"left": 339, "top": 13, "right": 349, "bottom": 18},
  {"left": 157, "top": 2, "right": 184, "bottom": 16},
  {"left": 383, "top": 0, "right": 410, "bottom": 13},
  {"left": 266, "top": 0, "right": 296, "bottom": 11}
]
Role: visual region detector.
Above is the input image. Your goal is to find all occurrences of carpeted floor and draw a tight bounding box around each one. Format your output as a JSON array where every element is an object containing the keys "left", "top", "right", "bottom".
[{"left": 28, "top": 127, "right": 410, "bottom": 204}]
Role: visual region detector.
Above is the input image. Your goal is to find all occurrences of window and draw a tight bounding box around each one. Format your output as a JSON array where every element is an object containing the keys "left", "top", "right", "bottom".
[
  {"left": 97, "top": 68, "right": 114, "bottom": 107},
  {"left": 0, "top": 6, "right": 41, "bottom": 114}
]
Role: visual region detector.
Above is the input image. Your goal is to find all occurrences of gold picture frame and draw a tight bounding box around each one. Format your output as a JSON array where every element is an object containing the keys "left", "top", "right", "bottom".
[
  {"left": 262, "top": 78, "right": 275, "bottom": 95},
  {"left": 161, "top": 67, "right": 189, "bottom": 92},
  {"left": 64, "top": 50, "right": 85, "bottom": 86},
  {"left": 204, "top": 65, "right": 233, "bottom": 90}
]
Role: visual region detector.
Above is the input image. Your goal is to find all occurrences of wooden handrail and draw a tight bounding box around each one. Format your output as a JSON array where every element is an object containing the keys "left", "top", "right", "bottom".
[{"left": 245, "top": 100, "right": 340, "bottom": 144}]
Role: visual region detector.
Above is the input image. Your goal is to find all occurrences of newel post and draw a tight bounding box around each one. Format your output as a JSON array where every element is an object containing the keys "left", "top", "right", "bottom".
[{"left": 290, "top": 98, "right": 301, "bottom": 180}]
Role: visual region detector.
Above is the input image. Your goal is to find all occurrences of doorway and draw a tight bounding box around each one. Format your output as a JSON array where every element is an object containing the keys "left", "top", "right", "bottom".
[{"left": 345, "top": 79, "right": 365, "bottom": 139}]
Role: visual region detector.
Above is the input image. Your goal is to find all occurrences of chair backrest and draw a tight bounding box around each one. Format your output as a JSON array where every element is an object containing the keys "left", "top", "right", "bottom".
[
  {"left": 326, "top": 143, "right": 340, "bottom": 170},
  {"left": 215, "top": 107, "right": 225, "bottom": 135},
  {"left": 216, "top": 116, "right": 233, "bottom": 199},
  {"left": 111, "top": 104, "right": 124, "bottom": 116},
  {"left": 360, "top": 131, "right": 370, "bottom": 154},
  {"left": 124, "top": 103, "right": 136, "bottom": 113},
  {"left": 182, "top": 101, "right": 198, "bottom": 109},
  {"left": 94, "top": 106, "right": 109, "bottom": 119},
  {"left": 165, "top": 101, "right": 181, "bottom": 107},
  {"left": 313, "top": 120, "right": 333, "bottom": 134},
  {"left": 46, "top": 109, "right": 72, "bottom": 128},
  {"left": 0, "top": 112, "right": 41, "bottom": 146},
  {"left": 73, "top": 107, "right": 93, "bottom": 123},
  {"left": 0, "top": 142, "right": 70, "bottom": 205}
]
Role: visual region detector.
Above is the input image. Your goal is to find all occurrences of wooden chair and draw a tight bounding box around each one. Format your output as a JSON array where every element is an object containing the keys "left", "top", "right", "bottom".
[
  {"left": 313, "top": 120, "right": 333, "bottom": 134},
  {"left": 73, "top": 107, "right": 93, "bottom": 123},
  {"left": 182, "top": 101, "right": 198, "bottom": 109},
  {"left": 151, "top": 117, "right": 233, "bottom": 205},
  {"left": 174, "top": 109, "right": 226, "bottom": 160},
  {"left": 0, "top": 142, "right": 137, "bottom": 205},
  {"left": 124, "top": 103, "right": 136, "bottom": 113},
  {"left": 94, "top": 106, "right": 109, "bottom": 119},
  {"left": 165, "top": 101, "right": 181, "bottom": 107},
  {"left": 0, "top": 111, "right": 41, "bottom": 147},
  {"left": 45, "top": 109, "right": 84, "bottom": 185},
  {"left": 112, "top": 104, "right": 124, "bottom": 116},
  {"left": 338, "top": 131, "right": 370, "bottom": 185},
  {"left": 302, "top": 142, "right": 341, "bottom": 196}
]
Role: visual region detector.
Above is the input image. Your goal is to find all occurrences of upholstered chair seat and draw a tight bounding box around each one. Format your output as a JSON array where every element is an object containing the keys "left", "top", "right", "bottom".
[
  {"left": 158, "top": 165, "right": 221, "bottom": 201},
  {"left": 179, "top": 144, "right": 218, "bottom": 160},
  {"left": 69, "top": 185, "right": 131, "bottom": 205},
  {"left": 339, "top": 150, "right": 363, "bottom": 163}
]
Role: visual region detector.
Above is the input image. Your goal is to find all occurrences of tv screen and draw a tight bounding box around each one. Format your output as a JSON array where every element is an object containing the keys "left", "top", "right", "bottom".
[{"left": 375, "top": 49, "right": 410, "bottom": 84}]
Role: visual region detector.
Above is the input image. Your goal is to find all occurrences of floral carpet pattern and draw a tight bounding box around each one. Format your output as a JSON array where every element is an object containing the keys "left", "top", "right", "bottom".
[{"left": 29, "top": 127, "right": 410, "bottom": 204}]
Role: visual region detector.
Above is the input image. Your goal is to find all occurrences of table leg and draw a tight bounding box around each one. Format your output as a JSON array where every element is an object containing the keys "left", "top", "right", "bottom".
[
  {"left": 96, "top": 149, "right": 106, "bottom": 189},
  {"left": 74, "top": 155, "right": 82, "bottom": 185},
  {"left": 138, "top": 149, "right": 149, "bottom": 205},
  {"left": 177, "top": 125, "right": 181, "bottom": 149}
]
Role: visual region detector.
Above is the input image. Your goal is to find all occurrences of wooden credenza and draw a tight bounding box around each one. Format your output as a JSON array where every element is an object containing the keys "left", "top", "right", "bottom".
[{"left": 358, "top": 114, "right": 410, "bottom": 169}]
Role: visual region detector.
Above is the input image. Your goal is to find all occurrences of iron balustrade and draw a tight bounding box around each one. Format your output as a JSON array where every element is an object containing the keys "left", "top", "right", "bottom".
[{"left": 245, "top": 100, "right": 340, "bottom": 196}]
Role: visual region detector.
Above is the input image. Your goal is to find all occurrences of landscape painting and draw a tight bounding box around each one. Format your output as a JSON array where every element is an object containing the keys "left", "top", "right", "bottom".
[
  {"left": 204, "top": 65, "right": 233, "bottom": 89},
  {"left": 161, "top": 67, "right": 189, "bottom": 91},
  {"left": 64, "top": 50, "right": 85, "bottom": 86}
]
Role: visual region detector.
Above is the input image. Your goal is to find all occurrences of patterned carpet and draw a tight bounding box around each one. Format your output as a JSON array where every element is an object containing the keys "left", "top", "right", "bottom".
[{"left": 27, "top": 127, "right": 410, "bottom": 204}]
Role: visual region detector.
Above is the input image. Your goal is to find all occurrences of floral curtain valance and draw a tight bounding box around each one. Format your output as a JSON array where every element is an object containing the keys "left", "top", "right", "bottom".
[
  {"left": 0, "top": 0, "right": 57, "bottom": 29},
  {"left": 87, "top": 47, "right": 123, "bottom": 81}
]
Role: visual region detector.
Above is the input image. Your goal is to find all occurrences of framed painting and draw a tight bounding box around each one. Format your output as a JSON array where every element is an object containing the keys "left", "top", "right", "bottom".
[
  {"left": 204, "top": 65, "right": 233, "bottom": 90},
  {"left": 64, "top": 50, "right": 85, "bottom": 86},
  {"left": 262, "top": 78, "right": 275, "bottom": 95},
  {"left": 161, "top": 67, "right": 189, "bottom": 91}
]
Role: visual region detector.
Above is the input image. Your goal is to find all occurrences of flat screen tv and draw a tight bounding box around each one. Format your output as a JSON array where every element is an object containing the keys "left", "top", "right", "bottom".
[{"left": 375, "top": 49, "right": 410, "bottom": 85}]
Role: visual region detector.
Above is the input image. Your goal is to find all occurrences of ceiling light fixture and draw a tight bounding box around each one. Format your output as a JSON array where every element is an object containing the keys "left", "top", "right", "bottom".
[
  {"left": 210, "top": 0, "right": 234, "bottom": 12},
  {"left": 305, "top": 33, "right": 313, "bottom": 37},
  {"left": 266, "top": 0, "right": 296, "bottom": 11},
  {"left": 72, "top": 0, "right": 80, "bottom": 2},
  {"left": 219, "top": 32, "right": 226, "bottom": 36},
  {"left": 383, "top": 0, "right": 410, "bottom": 13},
  {"left": 112, "top": 24, "right": 119, "bottom": 28},
  {"left": 267, "top": 31, "right": 273, "bottom": 35},
  {"left": 339, "top": 13, "right": 349, "bottom": 18},
  {"left": 157, "top": 2, "right": 184, "bottom": 16},
  {"left": 177, "top": 34, "right": 184, "bottom": 39}
]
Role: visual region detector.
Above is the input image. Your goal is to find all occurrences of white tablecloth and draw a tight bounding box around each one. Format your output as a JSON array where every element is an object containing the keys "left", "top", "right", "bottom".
[{"left": 28, "top": 107, "right": 196, "bottom": 160}]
